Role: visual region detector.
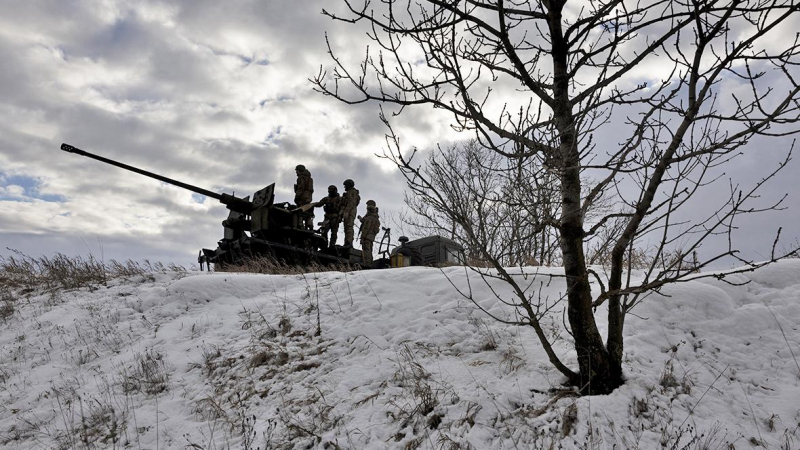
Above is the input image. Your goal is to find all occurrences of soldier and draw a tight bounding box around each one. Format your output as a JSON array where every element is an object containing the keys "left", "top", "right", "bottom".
[
  {"left": 294, "top": 164, "right": 314, "bottom": 229},
  {"left": 340, "top": 178, "right": 360, "bottom": 246},
  {"left": 312, "top": 185, "right": 342, "bottom": 248},
  {"left": 358, "top": 200, "right": 380, "bottom": 266}
]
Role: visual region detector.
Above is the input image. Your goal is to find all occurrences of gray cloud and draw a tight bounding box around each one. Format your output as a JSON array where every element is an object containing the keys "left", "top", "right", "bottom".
[{"left": 0, "top": 0, "right": 414, "bottom": 265}]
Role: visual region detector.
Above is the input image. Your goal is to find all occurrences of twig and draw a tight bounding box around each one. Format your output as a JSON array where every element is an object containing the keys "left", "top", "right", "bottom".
[
  {"left": 764, "top": 303, "right": 800, "bottom": 378},
  {"left": 679, "top": 364, "right": 730, "bottom": 429}
]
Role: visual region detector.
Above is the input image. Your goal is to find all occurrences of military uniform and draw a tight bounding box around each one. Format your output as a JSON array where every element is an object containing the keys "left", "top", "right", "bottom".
[
  {"left": 313, "top": 186, "right": 343, "bottom": 248},
  {"left": 341, "top": 179, "right": 360, "bottom": 246},
  {"left": 294, "top": 165, "right": 314, "bottom": 229},
  {"left": 358, "top": 203, "right": 380, "bottom": 266}
]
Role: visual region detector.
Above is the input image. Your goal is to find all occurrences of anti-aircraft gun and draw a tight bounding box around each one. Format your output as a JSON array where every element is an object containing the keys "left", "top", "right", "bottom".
[{"left": 60, "top": 143, "right": 361, "bottom": 269}]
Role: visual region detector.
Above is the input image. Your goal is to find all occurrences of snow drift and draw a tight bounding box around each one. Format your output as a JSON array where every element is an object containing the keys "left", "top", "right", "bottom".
[{"left": 1, "top": 260, "right": 799, "bottom": 448}]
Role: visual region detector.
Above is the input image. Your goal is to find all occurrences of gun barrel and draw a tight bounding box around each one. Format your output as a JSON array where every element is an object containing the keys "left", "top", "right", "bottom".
[{"left": 61, "top": 143, "right": 223, "bottom": 201}]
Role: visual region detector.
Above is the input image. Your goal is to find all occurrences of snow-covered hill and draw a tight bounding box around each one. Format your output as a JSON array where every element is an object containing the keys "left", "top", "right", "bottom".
[{"left": 1, "top": 261, "right": 799, "bottom": 449}]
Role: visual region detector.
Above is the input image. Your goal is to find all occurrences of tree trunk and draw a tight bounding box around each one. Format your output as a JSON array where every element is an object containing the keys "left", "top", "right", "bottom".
[{"left": 549, "top": 3, "right": 622, "bottom": 394}]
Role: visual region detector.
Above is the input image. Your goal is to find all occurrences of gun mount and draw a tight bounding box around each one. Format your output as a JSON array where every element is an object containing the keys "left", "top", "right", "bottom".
[{"left": 60, "top": 143, "right": 362, "bottom": 269}]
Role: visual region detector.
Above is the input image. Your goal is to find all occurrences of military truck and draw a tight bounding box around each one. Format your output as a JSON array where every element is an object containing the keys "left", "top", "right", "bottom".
[{"left": 389, "top": 235, "right": 465, "bottom": 268}]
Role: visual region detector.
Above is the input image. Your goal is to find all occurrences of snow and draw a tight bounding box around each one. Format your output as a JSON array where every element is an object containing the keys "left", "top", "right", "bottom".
[{"left": 1, "top": 260, "right": 799, "bottom": 449}]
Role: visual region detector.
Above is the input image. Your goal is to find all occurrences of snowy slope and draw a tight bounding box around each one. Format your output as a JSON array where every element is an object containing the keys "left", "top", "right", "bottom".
[{"left": 1, "top": 261, "right": 799, "bottom": 449}]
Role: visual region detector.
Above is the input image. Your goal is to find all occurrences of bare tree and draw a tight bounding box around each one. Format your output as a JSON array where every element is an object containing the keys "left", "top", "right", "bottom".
[
  {"left": 313, "top": 0, "right": 800, "bottom": 394},
  {"left": 398, "top": 139, "right": 562, "bottom": 266}
]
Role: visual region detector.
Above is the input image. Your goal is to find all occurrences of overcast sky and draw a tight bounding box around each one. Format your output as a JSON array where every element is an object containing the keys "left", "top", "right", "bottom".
[{"left": 1, "top": 0, "right": 798, "bottom": 268}]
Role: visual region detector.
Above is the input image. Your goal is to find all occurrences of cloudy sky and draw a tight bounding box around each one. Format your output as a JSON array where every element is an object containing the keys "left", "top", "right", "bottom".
[
  {"left": 1, "top": 0, "right": 798, "bottom": 268},
  {"left": 0, "top": 0, "right": 462, "bottom": 266}
]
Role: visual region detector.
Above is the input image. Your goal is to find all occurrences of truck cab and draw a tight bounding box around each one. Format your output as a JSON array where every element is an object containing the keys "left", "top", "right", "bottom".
[{"left": 389, "top": 235, "right": 465, "bottom": 267}]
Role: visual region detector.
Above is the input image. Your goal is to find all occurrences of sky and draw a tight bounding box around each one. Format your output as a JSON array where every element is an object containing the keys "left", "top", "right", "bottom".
[{"left": 1, "top": 0, "right": 798, "bottom": 268}]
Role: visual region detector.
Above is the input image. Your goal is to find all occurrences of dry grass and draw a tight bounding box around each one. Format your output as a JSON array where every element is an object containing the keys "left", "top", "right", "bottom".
[
  {"left": 0, "top": 250, "right": 107, "bottom": 291},
  {"left": 0, "top": 249, "right": 185, "bottom": 293},
  {"left": 0, "top": 251, "right": 362, "bottom": 294},
  {"left": 0, "top": 289, "right": 14, "bottom": 321},
  {"left": 220, "top": 255, "right": 357, "bottom": 275},
  {"left": 117, "top": 349, "right": 173, "bottom": 396}
]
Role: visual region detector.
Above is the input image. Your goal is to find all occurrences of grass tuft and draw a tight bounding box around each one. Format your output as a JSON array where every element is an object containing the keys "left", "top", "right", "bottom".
[{"left": 0, "top": 249, "right": 185, "bottom": 294}]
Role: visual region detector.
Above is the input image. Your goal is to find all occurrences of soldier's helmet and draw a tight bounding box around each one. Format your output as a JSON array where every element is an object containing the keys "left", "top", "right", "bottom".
[
  {"left": 328, "top": 185, "right": 338, "bottom": 193},
  {"left": 366, "top": 199, "right": 376, "bottom": 207},
  {"left": 295, "top": 164, "right": 306, "bottom": 171},
  {"left": 343, "top": 179, "right": 355, "bottom": 188}
]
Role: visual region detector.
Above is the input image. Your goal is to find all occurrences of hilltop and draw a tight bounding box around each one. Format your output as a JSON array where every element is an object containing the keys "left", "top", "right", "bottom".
[{"left": 1, "top": 260, "right": 799, "bottom": 449}]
